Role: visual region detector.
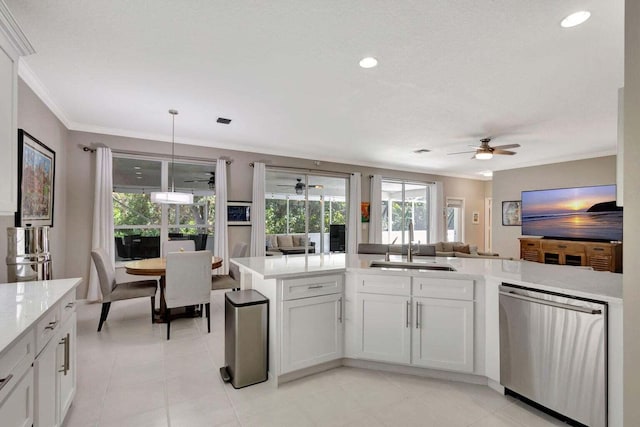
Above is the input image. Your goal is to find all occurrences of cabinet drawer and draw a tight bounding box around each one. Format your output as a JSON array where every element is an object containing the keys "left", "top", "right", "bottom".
[
  {"left": 60, "top": 290, "right": 77, "bottom": 323},
  {"left": 358, "top": 274, "right": 411, "bottom": 296},
  {"left": 585, "top": 244, "right": 613, "bottom": 256},
  {"left": 413, "top": 278, "right": 474, "bottom": 301},
  {"left": 282, "top": 274, "right": 344, "bottom": 300},
  {"left": 541, "top": 241, "right": 584, "bottom": 253},
  {"left": 0, "top": 330, "right": 35, "bottom": 390},
  {"left": 36, "top": 306, "right": 61, "bottom": 355}
]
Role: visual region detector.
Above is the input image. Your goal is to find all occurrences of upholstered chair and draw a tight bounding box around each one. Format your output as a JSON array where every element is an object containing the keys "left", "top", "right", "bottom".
[
  {"left": 162, "top": 239, "right": 196, "bottom": 257},
  {"left": 211, "top": 242, "right": 249, "bottom": 290},
  {"left": 90, "top": 248, "right": 158, "bottom": 332},
  {"left": 165, "top": 250, "right": 213, "bottom": 340}
]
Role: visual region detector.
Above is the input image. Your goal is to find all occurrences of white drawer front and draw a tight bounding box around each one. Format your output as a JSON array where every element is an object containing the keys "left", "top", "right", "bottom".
[
  {"left": 60, "top": 290, "right": 77, "bottom": 323},
  {"left": 358, "top": 274, "right": 411, "bottom": 296},
  {"left": 282, "top": 274, "right": 344, "bottom": 300},
  {"left": 0, "top": 330, "right": 35, "bottom": 386},
  {"left": 36, "top": 306, "right": 61, "bottom": 355},
  {"left": 413, "top": 277, "right": 474, "bottom": 301}
]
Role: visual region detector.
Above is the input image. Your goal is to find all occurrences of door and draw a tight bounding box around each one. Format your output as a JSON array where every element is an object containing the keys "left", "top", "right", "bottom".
[
  {"left": 355, "top": 293, "right": 411, "bottom": 364},
  {"left": 412, "top": 297, "right": 474, "bottom": 372},
  {"left": 0, "top": 368, "right": 34, "bottom": 427},
  {"left": 57, "top": 314, "right": 76, "bottom": 425},
  {"left": 34, "top": 339, "right": 58, "bottom": 427},
  {"left": 282, "top": 294, "right": 343, "bottom": 374}
]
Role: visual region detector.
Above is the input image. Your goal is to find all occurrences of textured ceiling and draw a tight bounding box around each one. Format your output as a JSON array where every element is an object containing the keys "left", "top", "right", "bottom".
[{"left": 6, "top": 0, "right": 624, "bottom": 179}]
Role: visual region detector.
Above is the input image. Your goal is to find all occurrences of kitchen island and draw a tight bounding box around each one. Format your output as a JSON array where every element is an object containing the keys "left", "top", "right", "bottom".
[
  {"left": 0, "top": 278, "right": 81, "bottom": 427},
  {"left": 232, "top": 254, "right": 622, "bottom": 426}
]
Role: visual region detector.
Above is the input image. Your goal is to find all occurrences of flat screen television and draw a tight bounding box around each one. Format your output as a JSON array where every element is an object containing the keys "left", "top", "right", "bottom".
[{"left": 521, "top": 184, "right": 623, "bottom": 242}]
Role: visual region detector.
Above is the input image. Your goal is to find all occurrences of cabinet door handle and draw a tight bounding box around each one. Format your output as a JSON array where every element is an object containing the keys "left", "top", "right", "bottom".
[
  {"left": 0, "top": 374, "right": 13, "bottom": 392},
  {"left": 406, "top": 300, "right": 410, "bottom": 328},
  {"left": 58, "top": 333, "right": 70, "bottom": 375},
  {"left": 45, "top": 320, "right": 58, "bottom": 330},
  {"left": 338, "top": 297, "right": 343, "bottom": 323},
  {"left": 308, "top": 285, "right": 323, "bottom": 289},
  {"left": 65, "top": 302, "right": 75, "bottom": 309},
  {"left": 415, "top": 302, "right": 421, "bottom": 329}
]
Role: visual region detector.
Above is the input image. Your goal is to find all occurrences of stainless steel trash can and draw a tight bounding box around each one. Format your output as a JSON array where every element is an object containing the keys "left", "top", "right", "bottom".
[
  {"left": 6, "top": 226, "right": 52, "bottom": 282},
  {"left": 220, "top": 290, "right": 268, "bottom": 388}
]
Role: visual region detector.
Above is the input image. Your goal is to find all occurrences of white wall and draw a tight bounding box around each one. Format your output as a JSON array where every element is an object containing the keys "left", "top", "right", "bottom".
[
  {"left": 624, "top": 1, "right": 640, "bottom": 423},
  {"left": 491, "top": 156, "right": 616, "bottom": 259},
  {"left": 0, "top": 80, "right": 69, "bottom": 282}
]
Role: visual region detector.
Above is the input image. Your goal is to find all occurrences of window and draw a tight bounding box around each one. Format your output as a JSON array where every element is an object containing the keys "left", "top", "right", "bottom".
[
  {"left": 113, "top": 155, "right": 215, "bottom": 260},
  {"left": 381, "top": 179, "right": 431, "bottom": 245},
  {"left": 265, "top": 171, "right": 348, "bottom": 253},
  {"left": 446, "top": 198, "right": 464, "bottom": 242}
]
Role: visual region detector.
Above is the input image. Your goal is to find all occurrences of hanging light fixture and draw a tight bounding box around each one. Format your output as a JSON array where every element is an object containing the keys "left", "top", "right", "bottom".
[{"left": 151, "top": 109, "right": 194, "bottom": 204}]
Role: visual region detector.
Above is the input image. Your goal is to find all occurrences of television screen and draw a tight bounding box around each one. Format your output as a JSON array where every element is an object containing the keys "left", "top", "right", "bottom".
[{"left": 521, "top": 184, "right": 622, "bottom": 241}]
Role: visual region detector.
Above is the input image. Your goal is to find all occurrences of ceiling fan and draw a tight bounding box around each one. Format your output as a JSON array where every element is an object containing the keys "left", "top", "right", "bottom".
[
  {"left": 184, "top": 172, "right": 215, "bottom": 190},
  {"left": 277, "top": 178, "right": 324, "bottom": 195},
  {"left": 448, "top": 138, "right": 520, "bottom": 160}
]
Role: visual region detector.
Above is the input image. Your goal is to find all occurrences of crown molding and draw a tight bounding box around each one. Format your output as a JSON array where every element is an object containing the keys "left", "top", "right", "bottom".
[
  {"left": 18, "top": 60, "right": 72, "bottom": 128},
  {"left": 0, "top": 1, "right": 35, "bottom": 56}
]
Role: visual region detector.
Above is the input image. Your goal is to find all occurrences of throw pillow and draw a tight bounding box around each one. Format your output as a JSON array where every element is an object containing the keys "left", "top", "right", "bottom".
[
  {"left": 266, "top": 235, "right": 277, "bottom": 249},
  {"left": 453, "top": 244, "right": 470, "bottom": 254},
  {"left": 441, "top": 242, "right": 454, "bottom": 252},
  {"left": 277, "top": 235, "right": 294, "bottom": 248},
  {"left": 298, "top": 236, "right": 308, "bottom": 246}
]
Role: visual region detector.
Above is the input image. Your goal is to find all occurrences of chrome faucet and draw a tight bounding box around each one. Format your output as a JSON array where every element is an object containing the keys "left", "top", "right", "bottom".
[{"left": 407, "top": 220, "right": 414, "bottom": 262}]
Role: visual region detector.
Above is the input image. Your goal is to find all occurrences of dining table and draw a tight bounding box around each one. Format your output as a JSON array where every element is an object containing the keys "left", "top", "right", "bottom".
[{"left": 124, "top": 255, "right": 223, "bottom": 323}]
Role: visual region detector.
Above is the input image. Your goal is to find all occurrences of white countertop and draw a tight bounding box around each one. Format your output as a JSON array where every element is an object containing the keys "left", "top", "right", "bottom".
[
  {"left": 0, "top": 278, "right": 82, "bottom": 354},
  {"left": 232, "top": 254, "right": 622, "bottom": 303}
]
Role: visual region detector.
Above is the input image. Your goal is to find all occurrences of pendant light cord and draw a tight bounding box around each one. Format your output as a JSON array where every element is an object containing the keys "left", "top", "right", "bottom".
[{"left": 169, "top": 109, "right": 178, "bottom": 192}]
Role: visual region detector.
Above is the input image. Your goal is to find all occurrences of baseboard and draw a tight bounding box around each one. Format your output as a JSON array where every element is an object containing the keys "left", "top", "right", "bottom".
[{"left": 275, "top": 359, "right": 343, "bottom": 386}]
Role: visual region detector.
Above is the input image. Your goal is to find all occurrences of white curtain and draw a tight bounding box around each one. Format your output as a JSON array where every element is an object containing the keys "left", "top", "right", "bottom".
[
  {"left": 214, "top": 159, "right": 229, "bottom": 274},
  {"left": 430, "top": 181, "right": 445, "bottom": 242},
  {"left": 347, "top": 172, "right": 362, "bottom": 253},
  {"left": 368, "top": 174, "right": 382, "bottom": 243},
  {"left": 250, "top": 162, "right": 266, "bottom": 256},
  {"left": 87, "top": 147, "right": 114, "bottom": 302}
]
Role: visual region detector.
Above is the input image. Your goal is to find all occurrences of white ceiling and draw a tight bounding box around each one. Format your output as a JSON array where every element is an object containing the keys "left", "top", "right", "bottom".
[{"left": 5, "top": 0, "right": 624, "bottom": 180}]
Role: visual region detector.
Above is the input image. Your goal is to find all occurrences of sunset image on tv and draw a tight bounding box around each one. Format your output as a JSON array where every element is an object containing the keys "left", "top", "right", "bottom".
[{"left": 521, "top": 185, "right": 623, "bottom": 241}]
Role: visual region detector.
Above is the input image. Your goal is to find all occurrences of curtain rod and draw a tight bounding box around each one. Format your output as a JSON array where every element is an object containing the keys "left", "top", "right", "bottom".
[
  {"left": 80, "top": 145, "right": 232, "bottom": 164},
  {"left": 369, "top": 174, "right": 436, "bottom": 185},
  {"left": 249, "top": 162, "right": 349, "bottom": 177}
]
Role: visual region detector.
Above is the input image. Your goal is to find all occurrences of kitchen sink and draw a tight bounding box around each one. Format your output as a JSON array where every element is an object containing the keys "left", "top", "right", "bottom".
[{"left": 369, "top": 260, "right": 456, "bottom": 271}]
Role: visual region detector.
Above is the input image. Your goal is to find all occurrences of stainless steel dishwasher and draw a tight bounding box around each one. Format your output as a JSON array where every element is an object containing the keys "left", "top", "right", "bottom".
[{"left": 499, "top": 283, "right": 607, "bottom": 427}]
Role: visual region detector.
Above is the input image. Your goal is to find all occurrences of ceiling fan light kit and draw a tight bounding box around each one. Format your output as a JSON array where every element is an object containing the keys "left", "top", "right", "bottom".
[
  {"left": 448, "top": 137, "right": 520, "bottom": 160},
  {"left": 151, "top": 109, "right": 194, "bottom": 205},
  {"left": 475, "top": 151, "right": 493, "bottom": 160}
]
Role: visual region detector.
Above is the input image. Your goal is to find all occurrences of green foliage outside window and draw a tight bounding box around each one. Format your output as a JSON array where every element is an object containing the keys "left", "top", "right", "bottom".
[{"left": 265, "top": 198, "right": 346, "bottom": 234}]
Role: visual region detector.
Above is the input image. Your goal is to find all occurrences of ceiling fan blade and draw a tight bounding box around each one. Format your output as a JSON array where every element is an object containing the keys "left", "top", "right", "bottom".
[
  {"left": 184, "top": 179, "right": 210, "bottom": 182},
  {"left": 308, "top": 184, "right": 324, "bottom": 189},
  {"left": 277, "top": 184, "right": 294, "bottom": 187},
  {"left": 491, "top": 144, "right": 520, "bottom": 150},
  {"left": 493, "top": 149, "right": 517, "bottom": 155},
  {"left": 449, "top": 150, "right": 476, "bottom": 155}
]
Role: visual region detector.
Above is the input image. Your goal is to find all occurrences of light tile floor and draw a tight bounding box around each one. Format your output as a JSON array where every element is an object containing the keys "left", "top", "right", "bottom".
[{"left": 66, "top": 290, "right": 567, "bottom": 427}]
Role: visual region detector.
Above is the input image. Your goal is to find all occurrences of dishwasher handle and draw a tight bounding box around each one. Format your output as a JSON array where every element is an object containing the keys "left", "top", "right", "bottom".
[{"left": 499, "top": 290, "right": 602, "bottom": 315}]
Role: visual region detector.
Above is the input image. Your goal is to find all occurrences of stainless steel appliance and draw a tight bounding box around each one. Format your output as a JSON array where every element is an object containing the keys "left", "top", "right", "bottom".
[
  {"left": 6, "top": 226, "right": 52, "bottom": 282},
  {"left": 220, "top": 290, "right": 268, "bottom": 388},
  {"left": 499, "top": 283, "right": 607, "bottom": 426}
]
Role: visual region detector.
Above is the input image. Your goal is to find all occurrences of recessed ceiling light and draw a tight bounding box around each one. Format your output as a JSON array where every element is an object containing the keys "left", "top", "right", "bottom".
[
  {"left": 136, "top": 176, "right": 143, "bottom": 179},
  {"left": 359, "top": 57, "right": 378, "bottom": 69},
  {"left": 561, "top": 11, "right": 591, "bottom": 28},
  {"left": 480, "top": 171, "right": 493, "bottom": 177},
  {"left": 136, "top": 172, "right": 142, "bottom": 175},
  {"left": 134, "top": 166, "right": 141, "bottom": 170}
]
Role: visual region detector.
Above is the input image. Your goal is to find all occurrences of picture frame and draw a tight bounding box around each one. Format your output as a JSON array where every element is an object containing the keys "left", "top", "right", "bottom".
[
  {"left": 16, "top": 130, "right": 56, "bottom": 227},
  {"left": 472, "top": 211, "right": 480, "bottom": 224},
  {"left": 361, "top": 202, "right": 370, "bottom": 223},
  {"left": 502, "top": 200, "right": 522, "bottom": 226},
  {"left": 227, "top": 201, "right": 252, "bottom": 226}
]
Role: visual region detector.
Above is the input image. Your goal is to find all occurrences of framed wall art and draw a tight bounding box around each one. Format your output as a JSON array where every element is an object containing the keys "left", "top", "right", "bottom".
[
  {"left": 16, "top": 130, "right": 56, "bottom": 227},
  {"left": 502, "top": 200, "right": 521, "bottom": 226}
]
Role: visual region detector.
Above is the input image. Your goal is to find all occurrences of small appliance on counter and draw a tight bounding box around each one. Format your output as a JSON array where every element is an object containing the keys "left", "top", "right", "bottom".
[
  {"left": 220, "top": 290, "right": 268, "bottom": 388},
  {"left": 6, "top": 226, "right": 52, "bottom": 282}
]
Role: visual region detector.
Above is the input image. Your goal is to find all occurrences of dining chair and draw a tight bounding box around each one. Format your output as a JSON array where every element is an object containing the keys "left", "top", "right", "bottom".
[
  {"left": 211, "top": 242, "right": 248, "bottom": 291},
  {"left": 162, "top": 239, "right": 196, "bottom": 257},
  {"left": 165, "top": 250, "right": 213, "bottom": 340},
  {"left": 90, "top": 248, "right": 158, "bottom": 332}
]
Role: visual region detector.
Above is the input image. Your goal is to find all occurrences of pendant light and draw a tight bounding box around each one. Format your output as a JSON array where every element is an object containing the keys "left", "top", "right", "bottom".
[{"left": 151, "top": 109, "right": 194, "bottom": 204}]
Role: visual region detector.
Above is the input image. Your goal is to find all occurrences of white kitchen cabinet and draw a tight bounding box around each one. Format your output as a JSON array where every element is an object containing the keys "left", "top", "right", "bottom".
[
  {"left": 355, "top": 293, "right": 411, "bottom": 364},
  {"left": 412, "top": 297, "right": 474, "bottom": 372},
  {"left": 0, "top": 367, "right": 34, "bottom": 427},
  {"left": 282, "top": 293, "right": 343, "bottom": 374},
  {"left": 34, "top": 335, "right": 57, "bottom": 427}
]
